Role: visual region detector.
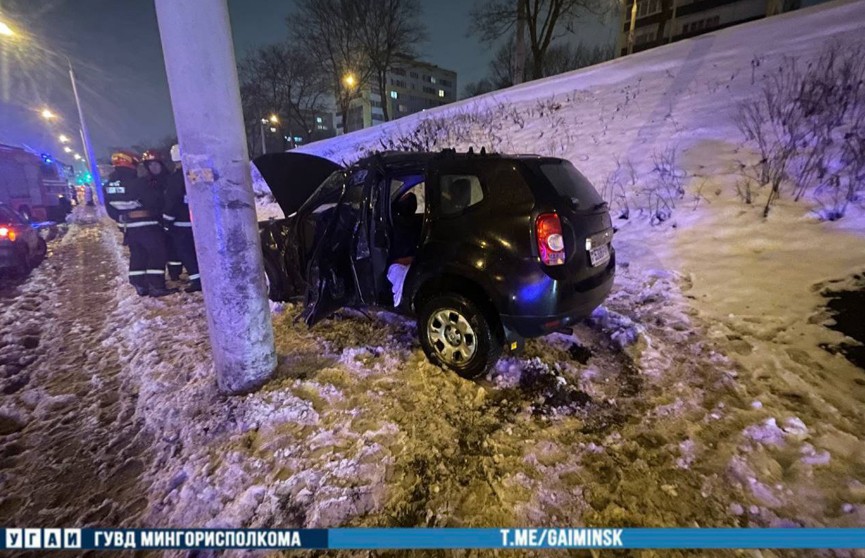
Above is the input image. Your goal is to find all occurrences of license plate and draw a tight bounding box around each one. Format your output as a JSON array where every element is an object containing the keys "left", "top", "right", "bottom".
[{"left": 589, "top": 244, "right": 610, "bottom": 267}]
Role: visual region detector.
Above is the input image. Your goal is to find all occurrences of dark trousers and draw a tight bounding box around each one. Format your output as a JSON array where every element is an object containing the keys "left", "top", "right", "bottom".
[
  {"left": 172, "top": 227, "right": 200, "bottom": 285},
  {"left": 165, "top": 230, "right": 183, "bottom": 279},
  {"left": 127, "top": 224, "right": 167, "bottom": 290}
]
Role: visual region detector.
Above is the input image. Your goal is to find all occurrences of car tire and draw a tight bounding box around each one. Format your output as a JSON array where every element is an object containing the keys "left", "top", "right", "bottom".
[
  {"left": 33, "top": 238, "right": 47, "bottom": 266},
  {"left": 263, "top": 259, "right": 284, "bottom": 301},
  {"left": 13, "top": 248, "right": 32, "bottom": 278},
  {"left": 418, "top": 293, "right": 503, "bottom": 379}
]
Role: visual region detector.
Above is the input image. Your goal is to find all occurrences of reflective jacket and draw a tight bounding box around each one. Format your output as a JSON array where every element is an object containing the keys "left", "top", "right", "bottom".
[
  {"left": 162, "top": 170, "right": 192, "bottom": 229},
  {"left": 104, "top": 166, "right": 164, "bottom": 227}
]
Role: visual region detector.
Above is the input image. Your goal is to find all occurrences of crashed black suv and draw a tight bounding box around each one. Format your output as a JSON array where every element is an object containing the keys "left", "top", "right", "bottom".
[{"left": 256, "top": 150, "right": 615, "bottom": 378}]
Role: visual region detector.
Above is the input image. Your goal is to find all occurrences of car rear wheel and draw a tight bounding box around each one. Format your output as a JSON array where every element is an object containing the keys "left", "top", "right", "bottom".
[
  {"left": 418, "top": 293, "right": 502, "bottom": 379},
  {"left": 13, "top": 248, "right": 32, "bottom": 278}
]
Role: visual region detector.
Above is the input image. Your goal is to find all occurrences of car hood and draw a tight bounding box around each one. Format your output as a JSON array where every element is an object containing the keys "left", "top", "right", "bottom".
[{"left": 252, "top": 152, "right": 342, "bottom": 216}]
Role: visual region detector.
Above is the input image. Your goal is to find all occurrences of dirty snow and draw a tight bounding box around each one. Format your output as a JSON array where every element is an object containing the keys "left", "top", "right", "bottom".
[{"left": 1, "top": 1, "right": 864, "bottom": 557}]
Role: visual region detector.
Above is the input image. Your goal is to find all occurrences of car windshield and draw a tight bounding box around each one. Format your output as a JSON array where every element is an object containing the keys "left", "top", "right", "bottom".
[
  {"left": 297, "top": 170, "right": 348, "bottom": 216},
  {"left": 539, "top": 161, "right": 604, "bottom": 211}
]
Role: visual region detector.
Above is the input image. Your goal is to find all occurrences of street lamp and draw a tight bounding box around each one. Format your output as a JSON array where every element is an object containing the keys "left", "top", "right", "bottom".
[
  {"left": 342, "top": 72, "right": 357, "bottom": 89},
  {"left": 1, "top": 17, "right": 103, "bottom": 205},
  {"left": 259, "top": 113, "right": 279, "bottom": 155}
]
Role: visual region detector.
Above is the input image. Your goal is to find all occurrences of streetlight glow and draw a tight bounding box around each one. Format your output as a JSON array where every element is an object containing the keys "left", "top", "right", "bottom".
[
  {"left": 0, "top": 21, "right": 13, "bottom": 37},
  {"left": 343, "top": 72, "right": 357, "bottom": 88},
  {"left": 63, "top": 146, "right": 72, "bottom": 153},
  {"left": 269, "top": 114, "right": 279, "bottom": 124},
  {"left": 41, "top": 108, "right": 56, "bottom": 120},
  {"left": 59, "top": 134, "right": 70, "bottom": 143},
  {"left": 73, "top": 153, "right": 82, "bottom": 161}
]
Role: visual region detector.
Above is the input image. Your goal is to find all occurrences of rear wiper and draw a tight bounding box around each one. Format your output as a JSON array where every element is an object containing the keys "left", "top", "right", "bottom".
[{"left": 591, "top": 201, "right": 609, "bottom": 211}]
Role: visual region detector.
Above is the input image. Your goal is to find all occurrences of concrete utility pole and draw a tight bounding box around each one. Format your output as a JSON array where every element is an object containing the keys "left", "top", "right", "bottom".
[{"left": 154, "top": 0, "right": 276, "bottom": 394}]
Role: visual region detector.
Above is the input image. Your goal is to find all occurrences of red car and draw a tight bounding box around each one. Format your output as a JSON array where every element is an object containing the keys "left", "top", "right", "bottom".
[{"left": 0, "top": 203, "right": 47, "bottom": 277}]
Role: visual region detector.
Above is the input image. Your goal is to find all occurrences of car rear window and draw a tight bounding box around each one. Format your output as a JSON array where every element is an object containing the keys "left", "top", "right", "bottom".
[
  {"left": 539, "top": 162, "right": 604, "bottom": 210},
  {"left": 0, "top": 206, "right": 22, "bottom": 224}
]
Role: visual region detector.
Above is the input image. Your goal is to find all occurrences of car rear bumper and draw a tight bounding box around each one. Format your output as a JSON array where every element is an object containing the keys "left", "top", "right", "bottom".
[
  {"left": 500, "top": 253, "right": 615, "bottom": 339},
  {"left": 0, "top": 246, "right": 20, "bottom": 270}
]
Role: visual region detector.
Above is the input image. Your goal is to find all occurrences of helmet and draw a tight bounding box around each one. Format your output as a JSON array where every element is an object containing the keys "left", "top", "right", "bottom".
[
  {"left": 111, "top": 152, "right": 138, "bottom": 169},
  {"left": 170, "top": 144, "right": 181, "bottom": 163}
]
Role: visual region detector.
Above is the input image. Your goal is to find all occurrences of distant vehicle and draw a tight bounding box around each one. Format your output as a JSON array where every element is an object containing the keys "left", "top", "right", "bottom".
[
  {"left": 0, "top": 202, "right": 47, "bottom": 277},
  {"left": 0, "top": 143, "right": 73, "bottom": 222},
  {"left": 257, "top": 150, "right": 615, "bottom": 378}
]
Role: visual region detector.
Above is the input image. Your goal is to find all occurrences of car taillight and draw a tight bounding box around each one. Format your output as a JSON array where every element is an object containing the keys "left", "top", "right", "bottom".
[
  {"left": 536, "top": 213, "right": 565, "bottom": 266},
  {"left": 0, "top": 227, "right": 15, "bottom": 242}
]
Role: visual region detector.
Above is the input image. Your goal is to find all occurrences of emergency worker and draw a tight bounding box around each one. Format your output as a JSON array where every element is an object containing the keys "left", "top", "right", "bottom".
[
  {"left": 103, "top": 151, "right": 175, "bottom": 297},
  {"left": 163, "top": 144, "right": 201, "bottom": 293},
  {"left": 142, "top": 152, "right": 182, "bottom": 281}
]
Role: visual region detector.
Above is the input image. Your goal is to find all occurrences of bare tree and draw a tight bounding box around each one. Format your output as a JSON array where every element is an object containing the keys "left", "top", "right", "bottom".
[
  {"left": 238, "top": 43, "right": 330, "bottom": 156},
  {"left": 463, "top": 78, "right": 499, "bottom": 98},
  {"left": 540, "top": 41, "right": 614, "bottom": 75},
  {"left": 466, "top": 37, "right": 613, "bottom": 94},
  {"left": 512, "top": 0, "right": 528, "bottom": 85},
  {"left": 356, "top": 0, "right": 427, "bottom": 122},
  {"left": 288, "top": 0, "right": 371, "bottom": 133},
  {"left": 654, "top": 0, "right": 675, "bottom": 45},
  {"left": 471, "top": 0, "right": 609, "bottom": 81}
]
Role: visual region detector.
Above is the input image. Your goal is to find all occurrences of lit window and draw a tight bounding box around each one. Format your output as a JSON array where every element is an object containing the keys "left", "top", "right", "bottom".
[
  {"left": 390, "top": 90, "right": 398, "bottom": 99},
  {"left": 430, "top": 76, "right": 436, "bottom": 84},
  {"left": 316, "top": 116, "right": 323, "bottom": 124},
  {"left": 438, "top": 89, "right": 445, "bottom": 98}
]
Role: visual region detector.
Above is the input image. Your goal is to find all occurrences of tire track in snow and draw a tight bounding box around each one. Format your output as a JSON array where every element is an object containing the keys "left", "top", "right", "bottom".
[{"left": 0, "top": 210, "right": 152, "bottom": 551}]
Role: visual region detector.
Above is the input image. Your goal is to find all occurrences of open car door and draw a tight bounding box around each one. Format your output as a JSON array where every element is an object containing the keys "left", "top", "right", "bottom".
[{"left": 299, "top": 169, "right": 375, "bottom": 326}]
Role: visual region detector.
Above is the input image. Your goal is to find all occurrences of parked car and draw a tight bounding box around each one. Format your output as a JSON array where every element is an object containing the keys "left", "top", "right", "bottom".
[
  {"left": 256, "top": 150, "right": 615, "bottom": 378},
  {"left": 0, "top": 202, "right": 47, "bottom": 277}
]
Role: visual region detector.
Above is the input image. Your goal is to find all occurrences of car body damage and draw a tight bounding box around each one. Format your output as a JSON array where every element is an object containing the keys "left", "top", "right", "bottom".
[{"left": 256, "top": 150, "right": 615, "bottom": 377}]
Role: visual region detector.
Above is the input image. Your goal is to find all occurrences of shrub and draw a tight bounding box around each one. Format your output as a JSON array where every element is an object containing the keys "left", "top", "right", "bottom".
[{"left": 737, "top": 41, "right": 865, "bottom": 219}]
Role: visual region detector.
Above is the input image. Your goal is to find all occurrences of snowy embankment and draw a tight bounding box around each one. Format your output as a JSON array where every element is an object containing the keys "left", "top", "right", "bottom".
[
  {"left": 77, "top": 0, "right": 865, "bottom": 551},
  {"left": 271, "top": 0, "right": 865, "bottom": 532}
]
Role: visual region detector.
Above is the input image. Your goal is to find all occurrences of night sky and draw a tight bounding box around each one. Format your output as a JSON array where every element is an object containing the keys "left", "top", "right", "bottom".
[{"left": 0, "top": 0, "right": 616, "bottom": 164}]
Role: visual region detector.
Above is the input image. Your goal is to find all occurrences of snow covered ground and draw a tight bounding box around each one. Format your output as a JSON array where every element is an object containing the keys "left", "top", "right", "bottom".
[{"left": 1, "top": 1, "right": 865, "bottom": 556}]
